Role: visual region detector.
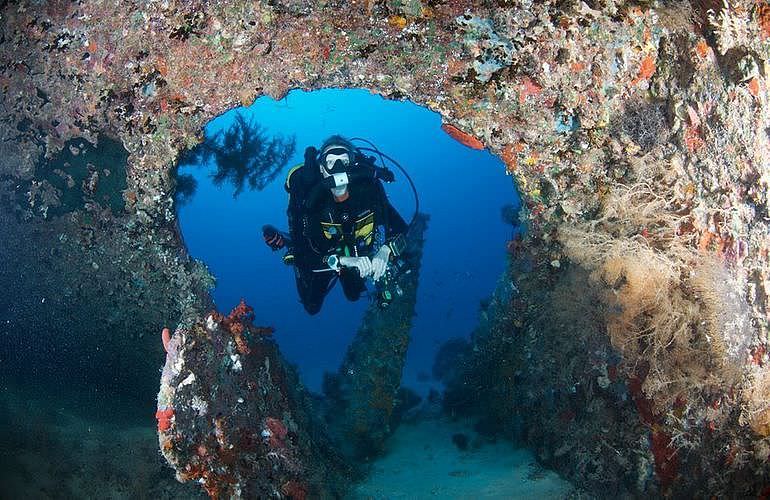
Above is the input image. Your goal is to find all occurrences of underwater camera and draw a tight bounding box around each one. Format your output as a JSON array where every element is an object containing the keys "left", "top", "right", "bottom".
[{"left": 377, "top": 255, "right": 412, "bottom": 308}]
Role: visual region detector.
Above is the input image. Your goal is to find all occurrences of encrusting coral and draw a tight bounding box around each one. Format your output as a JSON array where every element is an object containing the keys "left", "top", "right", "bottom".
[
  {"left": 1, "top": 0, "right": 768, "bottom": 496},
  {"left": 208, "top": 298, "right": 274, "bottom": 355},
  {"left": 157, "top": 304, "right": 344, "bottom": 498}
]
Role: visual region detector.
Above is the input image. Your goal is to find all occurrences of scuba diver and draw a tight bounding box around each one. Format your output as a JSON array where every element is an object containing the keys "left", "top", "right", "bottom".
[{"left": 262, "top": 135, "right": 409, "bottom": 315}]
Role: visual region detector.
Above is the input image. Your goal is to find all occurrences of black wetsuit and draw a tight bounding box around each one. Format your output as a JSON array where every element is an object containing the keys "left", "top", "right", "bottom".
[{"left": 285, "top": 163, "right": 407, "bottom": 315}]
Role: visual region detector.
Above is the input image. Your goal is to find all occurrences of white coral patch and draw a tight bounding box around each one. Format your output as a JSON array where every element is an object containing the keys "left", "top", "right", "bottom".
[
  {"left": 230, "top": 354, "right": 242, "bottom": 372},
  {"left": 178, "top": 372, "right": 196, "bottom": 387},
  {"left": 191, "top": 395, "right": 208, "bottom": 416}
]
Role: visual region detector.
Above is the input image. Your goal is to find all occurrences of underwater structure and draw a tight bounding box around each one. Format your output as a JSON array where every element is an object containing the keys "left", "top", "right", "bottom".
[
  {"left": 323, "top": 214, "right": 429, "bottom": 460},
  {"left": 156, "top": 303, "right": 348, "bottom": 497},
  {"left": 1, "top": 0, "right": 769, "bottom": 497}
]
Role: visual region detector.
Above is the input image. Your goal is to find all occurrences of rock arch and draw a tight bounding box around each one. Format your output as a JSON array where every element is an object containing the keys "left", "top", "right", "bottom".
[{"left": 1, "top": 0, "right": 768, "bottom": 496}]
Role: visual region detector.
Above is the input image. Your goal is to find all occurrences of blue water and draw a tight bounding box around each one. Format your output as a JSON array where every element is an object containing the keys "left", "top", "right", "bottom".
[{"left": 177, "top": 88, "right": 519, "bottom": 394}]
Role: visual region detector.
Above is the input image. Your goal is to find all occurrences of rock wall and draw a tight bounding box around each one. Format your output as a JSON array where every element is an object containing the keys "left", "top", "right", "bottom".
[
  {"left": 156, "top": 303, "right": 348, "bottom": 497},
  {"left": 1, "top": 0, "right": 768, "bottom": 496}
]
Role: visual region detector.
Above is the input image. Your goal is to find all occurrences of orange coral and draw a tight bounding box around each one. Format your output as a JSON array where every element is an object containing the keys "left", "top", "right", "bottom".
[
  {"left": 161, "top": 327, "right": 171, "bottom": 352},
  {"left": 684, "top": 126, "right": 705, "bottom": 153},
  {"left": 758, "top": 1, "right": 770, "bottom": 39},
  {"left": 570, "top": 61, "right": 586, "bottom": 73},
  {"left": 519, "top": 76, "right": 543, "bottom": 103},
  {"left": 232, "top": 331, "right": 251, "bottom": 355},
  {"left": 211, "top": 299, "right": 275, "bottom": 355},
  {"left": 388, "top": 15, "right": 407, "bottom": 29},
  {"left": 695, "top": 39, "right": 710, "bottom": 59},
  {"left": 265, "top": 417, "right": 288, "bottom": 448},
  {"left": 632, "top": 55, "right": 656, "bottom": 85},
  {"left": 156, "top": 407, "right": 174, "bottom": 432},
  {"left": 748, "top": 77, "right": 760, "bottom": 98},
  {"left": 445, "top": 57, "right": 466, "bottom": 77},
  {"left": 501, "top": 142, "right": 524, "bottom": 173},
  {"left": 643, "top": 27, "right": 652, "bottom": 43},
  {"left": 156, "top": 57, "right": 168, "bottom": 77},
  {"left": 441, "top": 123, "right": 485, "bottom": 150}
]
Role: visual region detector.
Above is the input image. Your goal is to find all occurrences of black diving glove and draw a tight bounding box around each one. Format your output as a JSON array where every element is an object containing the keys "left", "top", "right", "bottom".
[
  {"left": 304, "top": 146, "right": 318, "bottom": 169},
  {"left": 359, "top": 155, "right": 395, "bottom": 182},
  {"left": 351, "top": 162, "right": 395, "bottom": 183},
  {"left": 298, "top": 146, "right": 319, "bottom": 187},
  {"left": 262, "top": 225, "right": 287, "bottom": 251},
  {"left": 376, "top": 166, "right": 395, "bottom": 182}
]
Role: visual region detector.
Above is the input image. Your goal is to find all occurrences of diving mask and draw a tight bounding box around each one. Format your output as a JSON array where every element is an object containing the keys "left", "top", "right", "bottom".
[
  {"left": 321, "top": 146, "right": 351, "bottom": 173},
  {"left": 321, "top": 147, "right": 351, "bottom": 197}
]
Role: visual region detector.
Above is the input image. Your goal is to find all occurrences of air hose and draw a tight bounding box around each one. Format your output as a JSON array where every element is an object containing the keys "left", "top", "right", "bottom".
[{"left": 349, "top": 137, "right": 420, "bottom": 230}]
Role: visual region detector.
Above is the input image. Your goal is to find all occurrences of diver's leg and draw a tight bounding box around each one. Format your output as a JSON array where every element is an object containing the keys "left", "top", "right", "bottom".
[
  {"left": 339, "top": 269, "right": 366, "bottom": 302},
  {"left": 295, "top": 267, "right": 334, "bottom": 315}
]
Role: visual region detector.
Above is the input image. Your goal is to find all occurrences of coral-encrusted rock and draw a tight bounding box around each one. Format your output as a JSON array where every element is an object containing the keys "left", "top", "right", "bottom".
[
  {"left": 324, "top": 215, "right": 428, "bottom": 460},
  {"left": 2, "top": 0, "right": 769, "bottom": 496},
  {"left": 157, "top": 313, "right": 346, "bottom": 498}
]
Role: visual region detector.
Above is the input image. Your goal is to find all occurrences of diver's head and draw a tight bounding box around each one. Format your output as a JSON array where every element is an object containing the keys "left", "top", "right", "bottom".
[{"left": 319, "top": 136, "right": 357, "bottom": 199}]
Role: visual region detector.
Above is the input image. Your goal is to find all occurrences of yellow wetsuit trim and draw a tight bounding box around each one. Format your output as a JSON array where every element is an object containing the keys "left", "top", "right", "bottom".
[
  {"left": 284, "top": 163, "right": 304, "bottom": 191},
  {"left": 321, "top": 221, "right": 342, "bottom": 240},
  {"left": 320, "top": 212, "right": 375, "bottom": 245},
  {"left": 354, "top": 212, "right": 375, "bottom": 245}
]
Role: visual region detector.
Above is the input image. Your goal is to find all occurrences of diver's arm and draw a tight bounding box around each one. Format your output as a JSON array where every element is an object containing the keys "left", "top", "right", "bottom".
[
  {"left": 293, "top": 209, "right": 332, "bottom": 271},
  {"left": 370, "top": 181, "right": 407, "bottom": 280},
  {"left": 372, "top": 180, "right": 407, "bottom": 242},
  {"left": 290, "top": 215, "right": 316, "bottom": 271},
  {"left": 285, "top": 149, "right": 321, "bottom": 268},
  {"left": 286, "top": 202, "right": 303, "bottom": 251},
  {"left": 284, "top": 183, "right": 302, "bottom": 259},
  {"left": 299, "top": 147, "right": 320, "bottom": 186}
]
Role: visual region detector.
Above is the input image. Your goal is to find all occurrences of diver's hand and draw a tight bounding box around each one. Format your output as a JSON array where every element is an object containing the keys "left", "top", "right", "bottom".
[
  {"left": 371, "top": 245, "right": 392, "bottom": 281},
  {"left": 339, "top": 256, "right": 373, "bottom": 278},
  {"left": 262, "top": 225, "right": 286, "bottom": 251},
  {"left": 376, "top": 167, "right": 395, "bottom": 183},
  {"left": 304, "top": 146, "right": 318, "bottom": 168}
]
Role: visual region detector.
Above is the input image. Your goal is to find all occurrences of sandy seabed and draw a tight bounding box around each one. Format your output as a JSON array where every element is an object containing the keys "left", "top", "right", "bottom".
[
  {"left": 351, "top": 417, "right": 572, "bottom": 499},
  {"left": 1, "top": 384, "right": 570, "bottom": 499},
  {"left": 0, "top": 384, "right": 204, "bottom": 499}
]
